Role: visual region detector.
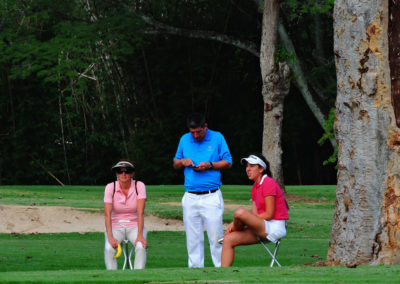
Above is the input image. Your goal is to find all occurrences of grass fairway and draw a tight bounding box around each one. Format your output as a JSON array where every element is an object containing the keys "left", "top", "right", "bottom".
[
  {"left": 1, "top": 184, "right": 398, "bottom": 283},
  {"left": 2, "top": 266, "right": 400, "bottom": 283},
  {"left": 0, "top": 231, "right": 328, "bottom": 271}
]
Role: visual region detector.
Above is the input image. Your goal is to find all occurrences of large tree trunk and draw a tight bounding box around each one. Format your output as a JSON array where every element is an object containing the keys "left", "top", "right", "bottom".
[
  {"left": 260, "top": 0, "right": 290, "bottom": 189},
  {"left": 328, "top": 0, "right": 400, "bottom": 265}
]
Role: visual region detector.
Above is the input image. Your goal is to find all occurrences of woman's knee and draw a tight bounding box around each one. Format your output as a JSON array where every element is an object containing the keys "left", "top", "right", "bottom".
[
  {"left": 234, "top": 208, "right": 249, "bottom": 220},
  {"left": 223, "top": 233, "right": 240, "bottom": 248},
  {"left": 135, "top": 241, "right": 146, "bottom": 251}
]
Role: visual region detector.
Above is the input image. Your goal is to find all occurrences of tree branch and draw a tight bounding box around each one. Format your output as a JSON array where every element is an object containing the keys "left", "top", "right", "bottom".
[
  {"left": 140, "top": 13, "right": 335, "bottom": 148},
  {"left": 278, "top": 24, "right": 336, "bottom": 148},
  {"left": 140, "top": 15, "right": 260, "bottom": 57}
]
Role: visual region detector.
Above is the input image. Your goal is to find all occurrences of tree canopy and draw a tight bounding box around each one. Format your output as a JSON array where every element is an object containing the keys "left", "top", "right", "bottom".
[{"left": 0, "top": 0, "right": 336, "bottom": 186}]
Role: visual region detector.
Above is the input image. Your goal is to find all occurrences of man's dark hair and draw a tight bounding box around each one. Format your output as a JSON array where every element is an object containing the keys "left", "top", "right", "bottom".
[{"left": 186, "top": 112, "right": 206, "bottom": 128}]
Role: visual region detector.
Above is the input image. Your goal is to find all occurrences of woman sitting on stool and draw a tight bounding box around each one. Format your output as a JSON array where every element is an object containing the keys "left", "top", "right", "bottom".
[
  {"left": 104, "top": 159, "right": 147, "bottom": 270},
  {"left": 221, "top": 153, "right": 289, "bottom": 267}
]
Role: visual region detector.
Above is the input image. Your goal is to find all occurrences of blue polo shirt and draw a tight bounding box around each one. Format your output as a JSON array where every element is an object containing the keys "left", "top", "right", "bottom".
[{"left": 173, "top": 129, "right": 232, "bottom": 192}]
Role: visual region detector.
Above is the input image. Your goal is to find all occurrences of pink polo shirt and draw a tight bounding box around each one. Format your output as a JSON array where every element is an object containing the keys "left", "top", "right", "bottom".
[
  {"left": 104, "top": 180, "right": 146, "bottom": 228},
  {"left": 251, "top": 175, "right": 288, "bottom": 220}
]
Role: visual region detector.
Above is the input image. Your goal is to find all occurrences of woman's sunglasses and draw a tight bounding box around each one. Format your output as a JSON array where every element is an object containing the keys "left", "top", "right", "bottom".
[{"left": 115, "top": 168, "right": 134, "bottom": 174}]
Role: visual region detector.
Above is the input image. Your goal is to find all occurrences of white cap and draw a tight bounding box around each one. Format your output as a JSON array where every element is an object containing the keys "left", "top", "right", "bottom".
[{"left": 240, "top": 155, "right": 267, "bottom": 170}]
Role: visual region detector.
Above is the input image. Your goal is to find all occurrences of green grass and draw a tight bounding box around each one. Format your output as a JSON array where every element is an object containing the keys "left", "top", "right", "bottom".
[
  {"left": 0, "top": 184, "right": 336, "bottom": 221},
  {"left": 0, "top": 185, "right": 105, "bottom": 209},
  {"left": 0, "top": 231, "right": 328, "bottom": 272},
  {"left": 2, "top": 266, "right": 400, "bottom": 283},
  {"left": 0, "top": 184, "right": 337, "bottom": 206},
  {"left": 285, "top": 185, "right": 337, "bottom": 202},
  {"left": 1, "top": 184, "right": 397, "bottom": 283}
]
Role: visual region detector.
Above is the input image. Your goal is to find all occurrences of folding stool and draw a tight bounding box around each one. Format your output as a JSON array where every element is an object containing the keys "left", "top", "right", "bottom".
[
  {"left": 119, "top": 220, "right": 134, "bottom": 270},
  {"left": 121, "top": 239, "right": 134, "bottom": 270},
  {"left": 258, "top": 238, "right": 282, "bottom": 267}
]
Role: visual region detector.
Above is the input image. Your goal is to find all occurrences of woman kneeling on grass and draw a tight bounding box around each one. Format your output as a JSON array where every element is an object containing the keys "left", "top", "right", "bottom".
[
  {"left": 104, "top": 159, "right": 147, "bottom": 270},
  {"left": 221, "top": 153, "right": 289, "bottom": 267}
]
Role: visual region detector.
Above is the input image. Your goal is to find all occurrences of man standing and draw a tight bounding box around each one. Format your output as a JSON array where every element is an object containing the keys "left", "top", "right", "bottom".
[{"left": 173, "top": 112, "right": 232, "bottom": 268}]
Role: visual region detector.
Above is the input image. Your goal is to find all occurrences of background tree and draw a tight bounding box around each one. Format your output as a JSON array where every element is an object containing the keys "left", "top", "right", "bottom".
[
  {"left": 260, "top": 0, "right": 290, "bottom": 189},
  {"left": 327, "top": 0, "right": 400, "bottom": 265},
  {"left": 0, "top": 0, "right": 337, "bottom": 186},
  {"left": 137, "top": 0, "right": 336, "bottom": 188}
]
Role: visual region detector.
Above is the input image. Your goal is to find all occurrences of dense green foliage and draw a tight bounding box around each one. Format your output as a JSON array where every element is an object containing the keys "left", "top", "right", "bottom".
[
  {"left": 0, "top": 0, "right": 337, "bottom": 186},
  {"left": 318, "top": 108, "right": 337, "bottom": 166}
]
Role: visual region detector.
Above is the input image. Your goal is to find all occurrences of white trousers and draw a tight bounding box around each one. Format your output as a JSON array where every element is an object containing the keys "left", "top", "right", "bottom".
[
  {"left": 104, "top": 226, "right": 147, "bottom": 270},
  {"left": 182, "top": 190, "right": 224, "bottom": 268}
]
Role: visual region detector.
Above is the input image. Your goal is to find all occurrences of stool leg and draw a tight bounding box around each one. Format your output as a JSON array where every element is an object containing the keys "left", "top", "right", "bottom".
[
  {"left": 260, "top": 240, "right": 282, "bottom": 267},
  {"left": 128, "top": 245, "right": 134, "bottom": 270},
  {"left": 122, "top": 242, "right": 128, "bottom": 270},
  {"left": 270, "top": 241, "right": 281, "bottom": 267},
  {"left": 121, "top": 241, "right": 134, "bottom": 270}
]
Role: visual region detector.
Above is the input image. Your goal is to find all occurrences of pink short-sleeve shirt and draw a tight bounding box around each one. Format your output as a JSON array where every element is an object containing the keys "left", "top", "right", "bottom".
[
  {"left": 104, "top": 180, "right": 146, "bottom": 228},
  {"left": 251, "top": 175, "right": 288, "bottom": 220}
]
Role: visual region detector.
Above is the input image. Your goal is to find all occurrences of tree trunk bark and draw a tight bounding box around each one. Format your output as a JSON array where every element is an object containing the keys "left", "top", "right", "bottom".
[
  {"left": 260, "top": 0, "right": 290, "bottom": 189},
  {"left": 328, "top": 0, "right": 400, "bottom": 265}
]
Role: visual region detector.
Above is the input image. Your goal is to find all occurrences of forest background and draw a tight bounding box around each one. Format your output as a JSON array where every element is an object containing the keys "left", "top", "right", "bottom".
[{"left": 0, "top": 0, "right": 336, "bottom": 186}]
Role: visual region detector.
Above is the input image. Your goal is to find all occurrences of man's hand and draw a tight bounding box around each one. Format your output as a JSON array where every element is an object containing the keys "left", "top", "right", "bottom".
[
  {"left": 193, "top": 161, "right": 211, "bottom": 171},
  {"left": 181, "top": 158, "right": 195, "bottom": 167}
]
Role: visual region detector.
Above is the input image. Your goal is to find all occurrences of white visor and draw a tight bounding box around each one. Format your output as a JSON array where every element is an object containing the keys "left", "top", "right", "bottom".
[
  {"left": 111, "top": 161, "right": 135, "bottom": 171},
  {"left": 240, "top": 155, "right": 267, "bottom": 170}
]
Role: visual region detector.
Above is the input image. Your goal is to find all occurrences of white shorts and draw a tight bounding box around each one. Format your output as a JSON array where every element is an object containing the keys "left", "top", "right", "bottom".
[{"left": 264, "top": 219, "right": 286, "bottom": 243}]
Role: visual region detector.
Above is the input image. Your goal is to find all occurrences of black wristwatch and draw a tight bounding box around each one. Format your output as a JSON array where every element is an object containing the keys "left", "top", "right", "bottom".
[{"left": 209, "top": 162, "right": 214, "bottom": 169}]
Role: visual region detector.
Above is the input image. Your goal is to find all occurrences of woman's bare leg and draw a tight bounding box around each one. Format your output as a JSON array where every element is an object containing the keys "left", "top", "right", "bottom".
[
  {"left": 221, "top": 208, "right": 268, "bottom": 267},
  {"left": 233, "top": 208, "right": 266, "bottom": 237},
  {"left": 221, "top": 229, "right": 259, "bottom": 267}
]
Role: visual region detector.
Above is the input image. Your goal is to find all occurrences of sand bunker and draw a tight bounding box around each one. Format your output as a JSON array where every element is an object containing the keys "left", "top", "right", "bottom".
[{"left": 0, "top": 205, "right": 184, "bottom": 234}]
